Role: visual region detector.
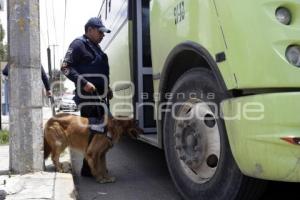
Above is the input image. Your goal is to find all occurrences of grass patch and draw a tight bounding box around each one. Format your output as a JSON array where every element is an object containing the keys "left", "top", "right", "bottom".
[{"left": 0, "top": 130, "right": 9, "bottom": 144}]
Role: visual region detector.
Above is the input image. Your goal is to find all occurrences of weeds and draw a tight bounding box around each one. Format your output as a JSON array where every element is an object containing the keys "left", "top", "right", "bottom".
[{"left": 0, "top": 130, "right": 9, "bottom": 144}]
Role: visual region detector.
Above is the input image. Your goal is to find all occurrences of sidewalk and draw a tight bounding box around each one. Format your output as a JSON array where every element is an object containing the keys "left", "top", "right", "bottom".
[
  {"left": 1, "top": 106, "right": 53, "bottom": 130},
  {"left": 0, "top": 107, "right": 76, "bottom": 200}
]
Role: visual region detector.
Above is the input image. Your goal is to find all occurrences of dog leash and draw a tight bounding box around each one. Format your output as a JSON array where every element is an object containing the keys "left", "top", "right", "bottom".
[
  {"left": 49, "top": 96, "right": 56, "bottom": 116},
  {"left": 93, "top": 90, "right": 108, "bottom": 116},
  {"left": 93, "top": 90, "right": 113, "bottom": 142}
]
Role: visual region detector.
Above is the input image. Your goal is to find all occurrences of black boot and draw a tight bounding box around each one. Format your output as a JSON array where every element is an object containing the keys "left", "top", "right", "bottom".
[{"left": 81, "top": 158, "right": 92, "bottom": 177}]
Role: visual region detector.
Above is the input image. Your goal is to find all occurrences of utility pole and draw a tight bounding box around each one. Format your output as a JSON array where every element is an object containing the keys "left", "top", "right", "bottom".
[
  {"left": 8, "top": 0, "right": 43, "bottom": 173},
  {"left": 47, "top": 47, "right": 56, "bottom": 116},
  {"left": 49, "top": 44, "right": 58, "bottom": 71},
  {"left": 59, "top": 59, "right": 63, "bottom": 97},
  {"left": 47, "top": 47, "right": 52, "bottom": 81}
]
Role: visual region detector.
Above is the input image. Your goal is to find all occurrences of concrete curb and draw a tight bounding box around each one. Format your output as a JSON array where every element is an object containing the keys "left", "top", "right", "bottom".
[
  {"left": 54, "top": 148, "right": 78, "bottom": 200},
  {"left": 0, "top": 108, "right": 78, "bottom": 199},
  {"left": 0, "top": 148, "right": 77, "bottom": 200}
]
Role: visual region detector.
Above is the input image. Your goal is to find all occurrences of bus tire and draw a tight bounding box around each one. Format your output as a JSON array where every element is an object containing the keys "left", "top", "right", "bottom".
[{"left": 163, "top": 68, "right": 266, "bottom": 200}]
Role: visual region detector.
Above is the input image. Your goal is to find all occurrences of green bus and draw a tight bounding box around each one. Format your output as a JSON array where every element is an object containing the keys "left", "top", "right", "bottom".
[{"left": 99, "top": 0, "right": 300, "bottom": 199}]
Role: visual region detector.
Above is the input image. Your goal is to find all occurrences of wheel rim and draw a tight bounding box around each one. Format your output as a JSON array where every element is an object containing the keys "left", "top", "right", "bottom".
[{"left": 174, "top": 99, "right": 221, "bottom": 184}]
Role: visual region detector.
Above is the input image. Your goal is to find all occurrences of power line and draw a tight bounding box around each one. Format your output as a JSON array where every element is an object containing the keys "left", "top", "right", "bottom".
[
  {"left": 50, "top": 0, "right": 58, "bottom": 72},
  {"left": 44, "top": 0, "right": 50, "bottom": 46},
  {"left": 51, "top": 0, "right": 57, "bottom": 44},
  {"left": 63, "top": 0, "right": 67, "bottom": 52}
]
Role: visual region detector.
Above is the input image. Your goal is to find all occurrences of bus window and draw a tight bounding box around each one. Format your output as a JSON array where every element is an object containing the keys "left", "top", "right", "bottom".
[
  {"left": 100, "top": 0, "right": 128, "bottom": 49},
  {"left": 107, "top": 0, "right": 127, "bottom": 30},
  {"left": 99, "top": 0, "right": 107, "bottom": 21},
  {"left": 108, "top": 0, "right": 111, "bottom": 13},
  {"left": 105, "top": 0, "right": 108, "bottom": 20}
]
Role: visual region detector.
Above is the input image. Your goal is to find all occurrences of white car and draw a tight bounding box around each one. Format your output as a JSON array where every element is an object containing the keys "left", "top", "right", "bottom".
[{"left": 58, "top": 95, "right": 77, "bottom": 111}]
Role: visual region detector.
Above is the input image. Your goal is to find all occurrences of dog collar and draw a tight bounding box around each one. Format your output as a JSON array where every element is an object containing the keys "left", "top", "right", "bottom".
[{"left": 106, "top": 131, "right": 113, "bottom": 142}]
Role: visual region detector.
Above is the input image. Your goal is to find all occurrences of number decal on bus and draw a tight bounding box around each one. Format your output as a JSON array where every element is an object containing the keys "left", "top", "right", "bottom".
[{"left": 174, "top": 1, "right": 185, "bottom": 25}]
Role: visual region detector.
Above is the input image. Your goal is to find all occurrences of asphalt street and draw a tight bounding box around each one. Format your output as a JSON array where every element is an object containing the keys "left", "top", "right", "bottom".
[
  {"left": 70, "top": 137, "right": 300, "bottom": 200},
  {"left": 71, "top": 137, "right": 182, "bottom": 200}
]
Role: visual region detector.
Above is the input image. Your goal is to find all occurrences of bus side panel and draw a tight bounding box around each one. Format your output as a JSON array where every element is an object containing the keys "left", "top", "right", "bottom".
[
  {"left": 215, "top": 0, "right": 300, "bottom": 89},
  {"left": 150, "top": 0, "right": 236, "bottom": 114},
  {"left": 105, "top": 22, "right": 134, "bottom": 117},
  {"left": 222, "top": 92, "right": 300, "bottom": 181}
]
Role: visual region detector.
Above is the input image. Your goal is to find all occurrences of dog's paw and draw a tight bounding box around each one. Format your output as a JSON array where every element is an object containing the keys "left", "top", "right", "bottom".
[
  {"left": 97, "top": 176, "right": 116, "bottom": 184},
  {"left": 61, "top": 162, "right": 72, "bottom": 173}
]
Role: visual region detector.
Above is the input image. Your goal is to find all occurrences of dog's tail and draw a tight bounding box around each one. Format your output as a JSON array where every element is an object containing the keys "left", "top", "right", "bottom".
[
  {"left": 44, "top": 134, "right": 51, "bottom": 159},
  {"left": 44, "top": 119, "right": 66, "bottom": 159}
]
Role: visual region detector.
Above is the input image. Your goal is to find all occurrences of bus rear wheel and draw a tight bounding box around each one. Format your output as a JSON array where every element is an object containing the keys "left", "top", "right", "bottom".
[{"left": 163, "top": 68, "right": 266, "bottom": 200}]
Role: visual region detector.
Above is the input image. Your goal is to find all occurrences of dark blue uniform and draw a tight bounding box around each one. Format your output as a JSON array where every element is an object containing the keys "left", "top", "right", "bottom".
[
  {"left": 3, "top": 64, "right": 51, "bottom": 91},
  {"left": 61, "top": 35, "right": 110, "bottom": 177},
  {"left": 62, "top": 35, "right": 110, "bottom": 101}
]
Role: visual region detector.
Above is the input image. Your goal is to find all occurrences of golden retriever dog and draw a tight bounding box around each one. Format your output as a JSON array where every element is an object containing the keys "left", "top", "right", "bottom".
[{"left": 44, "top": 113, "right": 142, "bottom": 183}]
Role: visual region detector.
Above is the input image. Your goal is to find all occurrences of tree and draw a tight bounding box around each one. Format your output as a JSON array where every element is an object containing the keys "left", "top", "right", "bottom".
[
  {"left": 0, "top": 22, "right": 7, "bottom": 130},
  {"left": 50, "top": 69, "right": 67, "bottom": 96},
  {"left": 0, "top": 23, "right": 7, "bottom": 61}
]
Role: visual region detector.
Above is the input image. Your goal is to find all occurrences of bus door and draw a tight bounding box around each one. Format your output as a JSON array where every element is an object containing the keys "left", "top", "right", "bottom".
[{"left": 131, "top": 0, "right": 158, "bottom": 146}]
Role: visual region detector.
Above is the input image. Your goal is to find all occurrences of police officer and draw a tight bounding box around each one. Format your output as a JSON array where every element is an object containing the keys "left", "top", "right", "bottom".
[
  {"left": 61, "top": 17, "right": 112, "bottom": 177},
  {"left": 3, "top": 64, "right": 52, "bottom": 97}
]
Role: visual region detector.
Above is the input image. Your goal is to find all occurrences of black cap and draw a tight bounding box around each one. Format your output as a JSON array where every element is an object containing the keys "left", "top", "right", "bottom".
[{"left": 85, "top": 17, "right": 111, "bottom": 33}]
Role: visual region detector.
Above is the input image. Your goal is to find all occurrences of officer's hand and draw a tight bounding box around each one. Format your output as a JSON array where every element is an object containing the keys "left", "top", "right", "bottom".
[
  {"left": 46, "top": 90, "right": 52, "bottom": 97},
  {"left": 107, "top": 87, "right": 113, "bottom": 100},
  {"left": 84, "top": 82, "right": 96, "bottom": 93}
]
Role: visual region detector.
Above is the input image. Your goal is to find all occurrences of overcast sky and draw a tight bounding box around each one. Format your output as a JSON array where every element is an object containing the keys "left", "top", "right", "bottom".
[
  {"left": 0, "top": 0, "right": 102, "bottom": 92},
  {"left": 40, "top": 0, "right": 102, "bottom": 92},
  {"left": 40, "top": 0, "right": 102, "bottom": 68}
]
